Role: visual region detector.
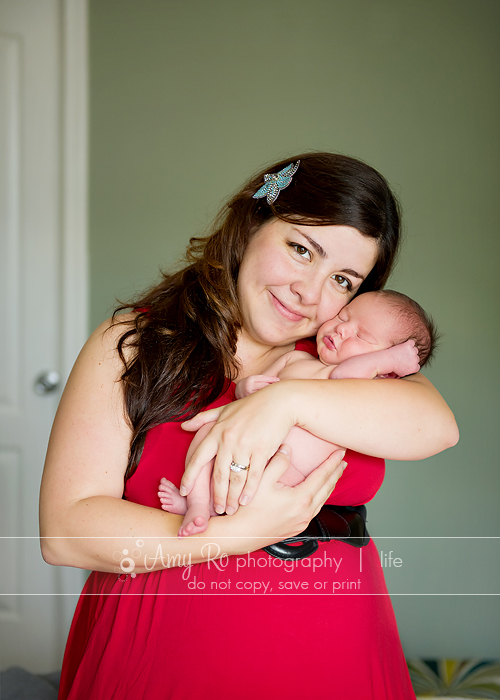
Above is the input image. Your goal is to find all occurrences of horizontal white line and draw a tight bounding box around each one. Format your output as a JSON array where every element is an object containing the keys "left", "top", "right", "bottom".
[
  {"left": 4, "top": 536, "right": 500, "bottom": 540},
  {"left": 1, "top": 593, "right": 499, "bottom": 597}
]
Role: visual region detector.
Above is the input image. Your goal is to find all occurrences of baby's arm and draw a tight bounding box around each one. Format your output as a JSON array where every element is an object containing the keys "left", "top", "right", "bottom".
[
  {"left": 235, "top": 375, "right": 280, "bottom": 399},
  {"left": 330, "top": 339, "right": 421, "bottom": 380},
  {"left": 273, "top": 342, "right": 420, "bottom": 488},
  {"left": 234, "top": 350, "right": 309, "bottom": 399}
]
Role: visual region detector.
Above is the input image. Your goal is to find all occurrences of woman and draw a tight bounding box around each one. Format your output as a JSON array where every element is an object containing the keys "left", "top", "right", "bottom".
[{"left": 40, "top": 153, "right": 458, "bottom": 699}]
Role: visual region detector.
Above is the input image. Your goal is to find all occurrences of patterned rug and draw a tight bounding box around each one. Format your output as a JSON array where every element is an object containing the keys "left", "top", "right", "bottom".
[{"left": 408, "top": 659, "right": 500, "bottom": 698}]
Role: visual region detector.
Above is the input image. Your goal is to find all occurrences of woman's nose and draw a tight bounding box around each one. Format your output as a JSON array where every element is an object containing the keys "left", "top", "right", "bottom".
[{"left": 290, "top": 275, "right": 323, "bottom": 306}]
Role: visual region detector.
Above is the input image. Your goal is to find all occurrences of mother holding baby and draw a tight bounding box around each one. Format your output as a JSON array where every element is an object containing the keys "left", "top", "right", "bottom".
[{"left": 40, "top": 152, "right": 458, "bottom": 699}]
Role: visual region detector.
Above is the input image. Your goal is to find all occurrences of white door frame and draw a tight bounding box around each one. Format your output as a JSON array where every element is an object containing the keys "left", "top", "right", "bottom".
[
  {"left": 0, "top": 0, "right": 89, "bottom": 667},
  {"left": 56, "top": 0, "right": 89, "bottom": 622}
]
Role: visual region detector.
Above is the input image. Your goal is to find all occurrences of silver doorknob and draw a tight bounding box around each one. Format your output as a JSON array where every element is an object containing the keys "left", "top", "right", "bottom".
[{"left": 34, "top": 370, "right": 61, "bottom": 395}]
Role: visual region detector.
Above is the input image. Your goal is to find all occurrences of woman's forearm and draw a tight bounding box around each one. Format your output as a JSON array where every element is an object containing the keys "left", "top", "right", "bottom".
[
  {"left": 180, "top": 372, "right": 457, "bottom": 508},
  {"left": 284, "top": 374, "right": 459, "bottom": 460},
  {"left": 40, "top": 448, "right": 344, "bottom": 573},
  {"left": 40, "top": 496, "right": 279, "bottom": 573},
  {"left": 39, "top": 318, "right": 345, "bottom": 573}
]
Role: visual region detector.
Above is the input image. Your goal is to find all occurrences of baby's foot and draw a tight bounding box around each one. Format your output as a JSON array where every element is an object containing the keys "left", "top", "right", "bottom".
[
  {"left": 158, "top": 478, "right": 187, "bottom": 514},
  {"left": 178, "top": 503, "right": 211, "bottom": 538}
]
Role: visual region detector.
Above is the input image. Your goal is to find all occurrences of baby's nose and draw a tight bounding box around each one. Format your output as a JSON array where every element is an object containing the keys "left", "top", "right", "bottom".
[
  {"left": 336, "top": 321, "right": 352, "bottom": 339},
  {"left": 334, "top": 320, "right": 345, "bottom": 335}
]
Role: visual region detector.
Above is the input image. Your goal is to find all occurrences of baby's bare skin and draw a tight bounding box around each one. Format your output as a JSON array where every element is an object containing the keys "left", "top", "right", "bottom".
[
  {"left": 158, "top": 422, "right": 218, "bottom": 537},
  {"left": 158, "top": 341, "right": 419, "bottom": 536},
  {"left": 158, "top": 293, "right": 421, "bottom": 538}
]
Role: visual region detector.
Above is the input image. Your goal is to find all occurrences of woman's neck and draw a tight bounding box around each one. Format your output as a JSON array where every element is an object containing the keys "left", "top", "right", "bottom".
[{"left": 234, "top": 334, "right": 296, "bottom": 381}]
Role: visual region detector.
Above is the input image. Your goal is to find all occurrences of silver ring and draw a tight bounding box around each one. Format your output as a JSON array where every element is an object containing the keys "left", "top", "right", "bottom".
[{"left": 230, "top": 461, "right": 250, "bottom": 473}]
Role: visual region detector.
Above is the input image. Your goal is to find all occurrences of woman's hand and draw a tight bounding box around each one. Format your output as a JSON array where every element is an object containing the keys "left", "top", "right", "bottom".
[
  {"left": 181, "top": 382, "right": 297, "bottom": 515},
  {"left": 226, "top": 444, "right": 347, "bottom": 544},
  {"left": 181, "top": 372, "right": 459, "bottom": 518}
]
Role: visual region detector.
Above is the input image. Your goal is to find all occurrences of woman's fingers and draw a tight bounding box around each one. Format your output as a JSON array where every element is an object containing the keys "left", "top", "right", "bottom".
[
  {"left": 181, "top": 384, "right": 295, "bottom": 505},
  {"left": 225, "top": 451, "right": 269, "bottom": 513},
  {"left": 258, "top": 444, "right": 292, "bottom": 483},
  {"left": 238, "top": 452, "right": 270, "bottom": 506},
  {"left": 211, "top": 444, "right": 244, "bottom": 514},
  {"left": 180, "top": 409, "right": 223, "bottom": 496},
  {"left": 181, "top": 407, "right": 223, "bottom": 433},
  {"left": 180, "top": 431, "right": 220, "bottom": 496},
  {"left": 224, "top": 464, "right": 250, "bottom": 514},
  {"left": 298, "top": 448, "right": 347, "bottom": 515},
  {"left": 231, "top": 446, "right": 343, "bottom": 546}
]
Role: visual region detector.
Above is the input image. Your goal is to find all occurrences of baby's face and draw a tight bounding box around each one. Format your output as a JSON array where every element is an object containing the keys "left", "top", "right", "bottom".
[{"left": 316, "top": 292, "right": 401, "bottom": 366}]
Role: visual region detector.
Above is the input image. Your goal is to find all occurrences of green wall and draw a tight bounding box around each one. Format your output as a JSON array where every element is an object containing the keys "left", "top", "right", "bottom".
[{"left": 89, "top": 0, "right": 500, "bottom": 656}]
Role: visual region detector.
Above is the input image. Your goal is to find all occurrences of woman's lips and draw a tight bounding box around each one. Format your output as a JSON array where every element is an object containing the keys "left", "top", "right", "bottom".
[{"left": 269, "top": 292, "right": 306, "bottom": 322}]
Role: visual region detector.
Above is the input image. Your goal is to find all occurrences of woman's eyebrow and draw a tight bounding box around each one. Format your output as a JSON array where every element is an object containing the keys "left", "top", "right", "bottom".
[
  {"left": 342, "top": 268, "right": 366, "bottom": 281},
  {"left": 299, "top": 232, "right": 327, "bottom": 258},
  {"left": 297, "top": 231, "right": 366, "bottom": 281}
]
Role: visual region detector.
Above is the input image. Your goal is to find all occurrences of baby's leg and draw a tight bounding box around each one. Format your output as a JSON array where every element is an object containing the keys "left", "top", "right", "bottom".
[
  {"left": 178, "top": 460, "right": 215, "bottom": 537},
  {"left": 178, "top": 421, "right": 218, "bottom": 538},
  {"left": 157, "top": 423, "right": 215, "bottom": 514},
  {"left": 157, "top": 421, "right": 218, "bottom": 535},
  {"left": 279, "top": 426, "right": 342, "bottom": 487}
]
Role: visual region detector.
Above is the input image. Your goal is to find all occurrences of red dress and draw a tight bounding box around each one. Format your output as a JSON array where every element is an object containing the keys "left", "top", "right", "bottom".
[{"left": 59, "top": 341, "right": 416, "bottom": 700}]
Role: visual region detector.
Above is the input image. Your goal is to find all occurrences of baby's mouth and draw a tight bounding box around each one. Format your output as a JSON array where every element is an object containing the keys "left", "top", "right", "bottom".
[{"left": 322, "top": 335, "right": 336, "bottom": 351}]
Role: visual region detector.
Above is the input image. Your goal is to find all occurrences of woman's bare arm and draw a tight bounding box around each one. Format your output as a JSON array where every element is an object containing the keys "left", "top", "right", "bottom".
[
  {"left": 39, "top": 317, "right": 344, "bottom": 572},
  {"left": 180, "top": 372, "right": 459, "bottom": 512}
]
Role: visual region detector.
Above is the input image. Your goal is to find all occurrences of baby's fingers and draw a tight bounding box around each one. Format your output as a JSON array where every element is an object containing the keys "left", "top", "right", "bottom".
[{"left": 252, "top": 375, "right": 280, "bottom": 386}]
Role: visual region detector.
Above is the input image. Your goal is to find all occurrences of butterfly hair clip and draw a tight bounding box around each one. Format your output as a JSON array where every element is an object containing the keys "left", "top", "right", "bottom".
[{"left": 252, "top": 160, "right": 300, "bottom": 205}]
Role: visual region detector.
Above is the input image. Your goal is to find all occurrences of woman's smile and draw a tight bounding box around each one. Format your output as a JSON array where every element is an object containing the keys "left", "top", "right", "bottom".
[{"left": 268, "top": 291, "right": 308, "bottom": 322}]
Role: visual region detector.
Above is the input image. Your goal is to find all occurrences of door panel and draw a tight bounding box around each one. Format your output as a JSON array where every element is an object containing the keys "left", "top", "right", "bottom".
[{"left": 0, "top": 0, "right": 86, "bottom": 672}]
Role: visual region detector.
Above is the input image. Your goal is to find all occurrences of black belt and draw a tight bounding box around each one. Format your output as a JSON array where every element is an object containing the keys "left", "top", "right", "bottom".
[{"left": 263, "top": 504, "right": 369, "bottom": 560}]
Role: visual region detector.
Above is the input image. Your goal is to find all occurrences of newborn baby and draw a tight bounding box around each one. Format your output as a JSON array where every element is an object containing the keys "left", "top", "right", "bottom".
[{"left": 158, "top": 290, "right": 437, "bottom": 537}]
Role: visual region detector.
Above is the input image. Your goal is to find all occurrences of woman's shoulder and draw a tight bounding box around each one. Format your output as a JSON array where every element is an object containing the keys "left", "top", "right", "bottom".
[
  {"left": 88, "top": 312, "right": 138, "bottom": 358},
  {"left": 66, "top": 312, "right": 139, "bottom": 401}
]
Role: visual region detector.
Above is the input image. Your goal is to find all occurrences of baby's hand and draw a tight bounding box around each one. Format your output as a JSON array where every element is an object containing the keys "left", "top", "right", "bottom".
[
  {"left": 382, "top": 339, "right": 421, "bottom": 378},
  {"left": 234, "top": 375, "right": 280, "bottom": 399}
]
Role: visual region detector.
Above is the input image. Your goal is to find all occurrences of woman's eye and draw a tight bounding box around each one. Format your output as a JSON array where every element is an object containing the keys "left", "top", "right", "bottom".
[
  {"left": 289, "top": 243, "right": 311, "bottom": 260},
  {"left": 332, "top": 275, "right": 352, "bottom": 291}
]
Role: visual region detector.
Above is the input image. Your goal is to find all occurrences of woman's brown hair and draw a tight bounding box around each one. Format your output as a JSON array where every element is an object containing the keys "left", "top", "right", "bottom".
[{"left": 114, "top": 152, "right": 401, "bottom": 480}]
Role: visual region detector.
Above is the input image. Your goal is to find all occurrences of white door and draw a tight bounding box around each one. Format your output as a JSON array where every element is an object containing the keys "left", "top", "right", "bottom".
[{"left": 0, "top": 0, "right": 88, "bottom": 672}]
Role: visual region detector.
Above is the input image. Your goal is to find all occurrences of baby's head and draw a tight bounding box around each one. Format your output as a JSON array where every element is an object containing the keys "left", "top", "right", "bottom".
[{"left": 316, "top": 290, "right": 438, "bottom": 368}]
